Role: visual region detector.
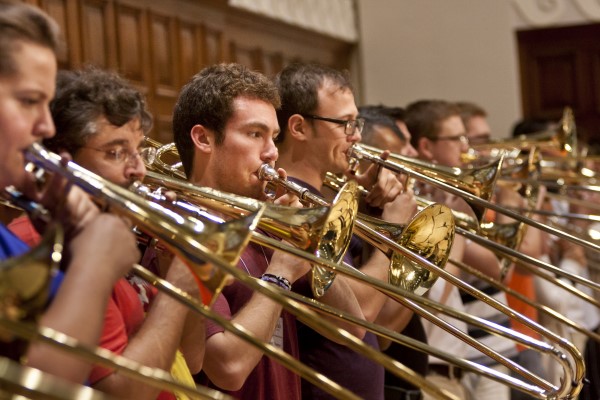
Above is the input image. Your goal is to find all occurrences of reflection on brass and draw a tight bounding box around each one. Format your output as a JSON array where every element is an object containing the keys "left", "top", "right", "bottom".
[
  {"left": 352, "top": 143, "right": 502, "bottom": 226},
  {"left": 0, "top": 223, "right": 62, "bottom": 344},
  {"left": 311, "top": 180, "right": 358, "bottom": 297},
  {"left": 387, "top": 204, "right": 454, "bottom": 295},
  {"left": 468, "top": 106, "right": 577, "bottom": 156},
  {"left": 0, "top": 356, "right": 112, "bottom": 400}
]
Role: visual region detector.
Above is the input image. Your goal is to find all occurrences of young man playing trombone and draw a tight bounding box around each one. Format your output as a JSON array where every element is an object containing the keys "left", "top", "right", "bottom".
[
  {"left": 405, "top": 99, "right": 511, "bottom": 400},
  {"left": 274, "top": 62, "right": 417, "bottom": 400},
  {"left": 172, "top": 62, "right": 364, "bottom": 400},
  {"left": 9, "top": 66, "right": 205, "bottom": 400}
]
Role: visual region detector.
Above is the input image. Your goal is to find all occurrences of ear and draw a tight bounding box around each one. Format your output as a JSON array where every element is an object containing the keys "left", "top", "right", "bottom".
[
  {"left": 190, "top": 124, "right": 213, "bottom": 154},
  {"left": 417, "top": 137, "right": 433, "bottom": 160},
  {"left": 287, "top": 114, "right": 308, "bottom": 142}
]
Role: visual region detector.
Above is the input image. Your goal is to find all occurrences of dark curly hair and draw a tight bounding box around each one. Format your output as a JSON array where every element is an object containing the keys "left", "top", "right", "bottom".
[
  {"left": 173, "top": 63, "right": 280, "bottom": 177},
  {"left": 44, "top": 66, "right": 153, "bottom": 155}
]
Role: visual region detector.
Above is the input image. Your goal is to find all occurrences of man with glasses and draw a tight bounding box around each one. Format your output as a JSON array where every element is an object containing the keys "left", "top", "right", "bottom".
[
  {"left": 405, "top": 100, "right": 511, "bottom": 400},
  {"left": 456, "top": 101, "right": 492, "bottom": 146},
  {"left": 173, "top": 63, "right": 365, "bottom": 400},
  {"left": 9, "top": 67, "right": 205, "bottom": 400},
  {"left": 275, "top": 62, "right": 412, "bottom": 399}
]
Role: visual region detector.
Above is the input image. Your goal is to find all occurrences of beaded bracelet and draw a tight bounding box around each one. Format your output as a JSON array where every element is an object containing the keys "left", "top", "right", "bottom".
[{"left": 260, "top": 273, "right": 292, "bottom": 291}]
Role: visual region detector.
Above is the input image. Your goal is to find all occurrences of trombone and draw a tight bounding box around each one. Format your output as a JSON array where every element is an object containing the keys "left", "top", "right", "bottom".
[
  {"left": 21, "top": 142, "right": 465, "bottom": 400},
  {"left": 465, "top": 106, "right": 578, "bottom": 159},
  {"left": 136, "top": 174, "right": 579, "bottom": 399},
  {"left": 254, "top": 167, "right": 585, "bottom": 398},
  {"left": 349, "top": 143, "right": 600, "bottom": 257},
  {"left": 142, "top": 140, "right": 582, "bottom": 397},
  {"left": 0, "top": 207, "right": 231, "bottom": 399}
]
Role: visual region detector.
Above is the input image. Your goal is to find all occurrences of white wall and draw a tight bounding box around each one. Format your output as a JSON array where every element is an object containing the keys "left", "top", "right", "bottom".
[{"left": 357, "top": 0, "right": 521, "bottom": 138}]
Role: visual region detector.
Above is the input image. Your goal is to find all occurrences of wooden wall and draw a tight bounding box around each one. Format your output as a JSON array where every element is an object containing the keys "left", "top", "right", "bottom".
[{"left": 25, "top": 0, "right": 355, "bottom": 143}]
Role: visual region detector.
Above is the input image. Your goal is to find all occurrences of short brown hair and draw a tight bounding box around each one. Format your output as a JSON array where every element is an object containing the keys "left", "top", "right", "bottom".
[
  {"left": 405, "top": 100, "right": 461, "bottom": 147},
  {"left": 0, "top": 1, "right": 61, "bottom": 76},
  {"left": 173, "top": 63, "right": 280, "bottom": 177},
  {"left": 455, "top": 101, "right": 487, "bottom": 128},
  {"left": 275, "top": 63, "right": 353, "bottom": 143}
]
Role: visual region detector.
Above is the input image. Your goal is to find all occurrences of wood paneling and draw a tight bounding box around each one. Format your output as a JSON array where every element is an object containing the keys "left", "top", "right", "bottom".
[
  {"left": 79, "top": 0, "right": 116, "bottom": 69},
  {"left": 518, "top": 23, "right": 600, "bottom": 145},
  {"left": 29, "top": 0, "right": 356, "bottom": 143}
]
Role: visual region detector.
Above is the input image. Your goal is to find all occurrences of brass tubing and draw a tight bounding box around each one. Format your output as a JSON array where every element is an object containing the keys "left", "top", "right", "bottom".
[
  {"left": 0, "top": 318, "right": 230, "bottom": 400},
  {"left": 348, "top": 143, "right": 600, "bottom": 255},
  {"left": 449, "top": 258, "right": 600, "bottom": 344}
]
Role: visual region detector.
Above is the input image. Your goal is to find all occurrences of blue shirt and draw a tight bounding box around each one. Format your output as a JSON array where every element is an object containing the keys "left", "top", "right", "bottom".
[{"left": 0, "top": 223, "right": 29, "bottom": 260}]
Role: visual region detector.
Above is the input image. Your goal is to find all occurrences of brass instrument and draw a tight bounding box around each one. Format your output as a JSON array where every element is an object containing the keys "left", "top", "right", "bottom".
[
  {"left": 347, "top": 143, "right": 600, "bottom": 258},
  {"left": 321, "top": 172, "right": 586, "bottom": 398},
  {"left": 357, "top": 143, "right": 502, "bottom": 226},
  {"left": 466, "top": 106, "right": 578, "bottom": 158},
  {"left": 143, "top": 138, "right": 358, "bottom": 298},
  {"left": 142, "top": 140, "right": 583, "bottom": 398},
  {"left": 259, "top": 171, "right": 585, "bottom": 399},
  {"left": 134, "top": 181, "right": 579, "bottom": 399},
  {"left": 258, "top": 163, "right": 454, "bottom": 296},
  {"left": 0, "top": 356, "right": 114, "bottom": 400},
  {"left": 21, "top": 142, "right": 469, "bottom": 400},
  {"left": 0, "top": 197, "right": 231, "bottom": 399}
]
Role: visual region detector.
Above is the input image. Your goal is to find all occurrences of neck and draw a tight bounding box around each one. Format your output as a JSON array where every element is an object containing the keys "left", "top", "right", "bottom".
[{"left": 276, "top": 140, "right": 325, "bottom": 191}]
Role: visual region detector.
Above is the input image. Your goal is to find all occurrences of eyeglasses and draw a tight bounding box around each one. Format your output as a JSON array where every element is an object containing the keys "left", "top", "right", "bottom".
[
  {"left": 466, "top": 134, "right": 491, "bottom": 146},
  {"left": 427, "top": 134, "right": 469, "bottom": 145},
  {"left": 81, "top": 145, "right": 157, "bottom": 165},
  {"left": 301, "top": 114, "right": 365, "bottom": 136}
]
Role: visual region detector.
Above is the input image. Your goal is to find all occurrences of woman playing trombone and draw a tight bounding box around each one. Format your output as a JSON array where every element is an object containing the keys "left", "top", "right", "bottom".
[{"left": 0, "top": 0, "right": 139, "bottom": 384}]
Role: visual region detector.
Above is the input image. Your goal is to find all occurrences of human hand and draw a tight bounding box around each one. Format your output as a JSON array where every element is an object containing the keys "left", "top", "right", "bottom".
[
  {"left": 270, "top": 168, "right": 303, "bottom": 208},
  {"left": 67, "top": 213, "right": 140, "bottom": 284},
  {"left": 22, "top": 153, "right": 100, "bottom": 238},
  {"left": 348, "top": 151, "right": 402, "bottom": 208},
  {"left": 164, "top": 257, "right": 202, "bottom": 299},
  {"left": 381, "top": 188, "right": 418, "bottom": 225}
]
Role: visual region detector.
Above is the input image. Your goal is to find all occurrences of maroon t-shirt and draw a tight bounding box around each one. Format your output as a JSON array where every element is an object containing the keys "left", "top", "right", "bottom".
[
  {"left": 197, "top": 241, "right": 301, "bottom": 400},
  {"left": 289, "top": 178, "right": 385, "bottom": 400}
]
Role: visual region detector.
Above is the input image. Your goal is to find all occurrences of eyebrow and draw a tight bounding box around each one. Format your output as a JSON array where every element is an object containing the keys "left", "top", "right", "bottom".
[{"left": 243, "top": 121, "right": 280, "bottom": 135}]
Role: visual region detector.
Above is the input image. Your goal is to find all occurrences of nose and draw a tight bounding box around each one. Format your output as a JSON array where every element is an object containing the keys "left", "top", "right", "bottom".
[
  {"left": 125, "top": 155, "right": 147, "bottom": 181},
  {"left": 35, "top": 106, "right": 55, "bottom": 139},
  {"left": 262, "top": 138, "right": 279, "bottom": 163},
  {"left": 348, "top": 129, "right": 361, "bottom": 143}
]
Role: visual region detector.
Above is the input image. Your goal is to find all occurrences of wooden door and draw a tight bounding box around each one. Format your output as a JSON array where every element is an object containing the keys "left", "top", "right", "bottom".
[{"left": 518, "top": 23, "right": 600, "bottom": 149}]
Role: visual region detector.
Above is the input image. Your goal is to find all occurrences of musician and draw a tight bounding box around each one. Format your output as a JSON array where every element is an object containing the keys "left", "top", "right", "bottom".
[
  {"left": 405, "top": 99, "right": 513, "bottom": 400},
  {"left": 459, "top": 103, "right": 549, "bottom": 400},
  {"left": 512, "top": 118, "right": 600, "bottom": 391},
  {"left": 172, "top": 63, "right": 364, "bottom": 400},
  {"left": 7, "top": 66, "right": 205, "bottom": 399},
  {"left": 0, "top": 0, "right": 139, "bottom": 384},
  {"left": 358, "top": 105, "right": 428, "bottom": 400},
  {"left": 274, "top": 62, "right": 412, "bottom": 400},
  {"left": 360, "top": 105, "right": 418, "bottom": 158},
  {"left": 359, "top": 104, "right": 432, "bottom": 397}
]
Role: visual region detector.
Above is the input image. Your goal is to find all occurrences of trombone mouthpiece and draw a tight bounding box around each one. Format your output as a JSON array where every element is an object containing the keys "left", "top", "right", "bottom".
[
  {"left": 347, "top": 144, "right": 362, "bottom": 175},
  {"left": 258, "top": 164, "right": 277, "bottom": 181}
]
